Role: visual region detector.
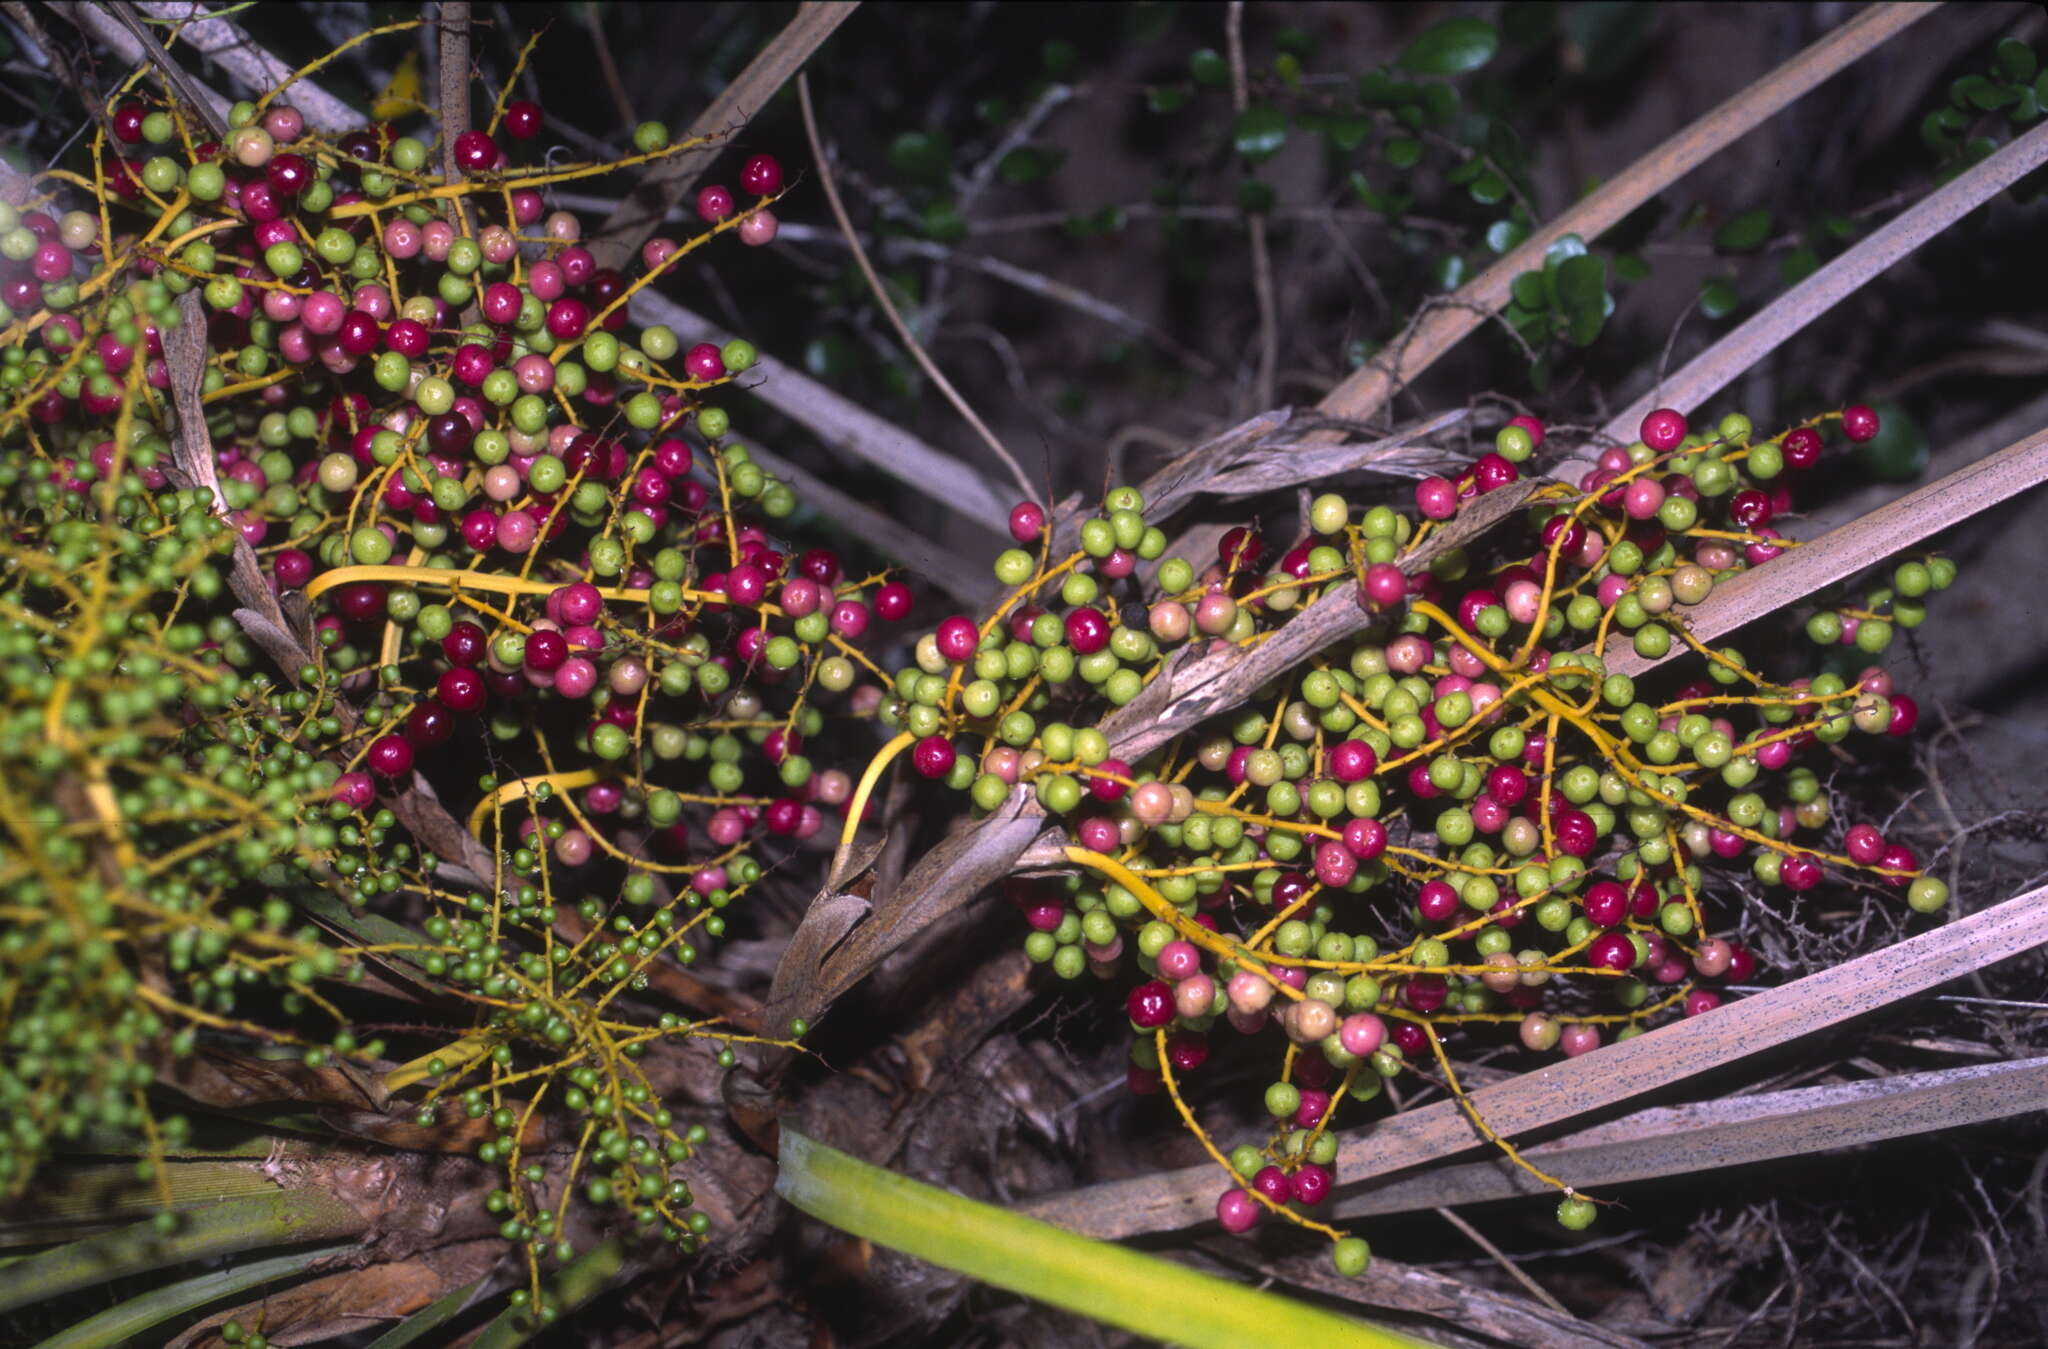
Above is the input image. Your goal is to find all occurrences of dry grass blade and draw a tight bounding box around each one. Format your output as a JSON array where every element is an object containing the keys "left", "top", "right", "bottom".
[
  {"left": 1597, "top": 422, "right": 2048, "bottom": 677},
  {"left": 1575, "top": 117, "right": 2048, "bottom": 474},
  {"left": 629, "top": 290, "right": 1012, "bottom": 530},
  {"left": 1022, "top": 879, "right": 2048, "bottom": 1239},
  {"left": 1335, "top": 1055, "right": 2048, "bottom": 1219},
  {"left": 1313, "top": 2, "right": 1938, "bottom": 427},
  {"left": 586, "top": 2, "right": 859, "bottom": 270}
]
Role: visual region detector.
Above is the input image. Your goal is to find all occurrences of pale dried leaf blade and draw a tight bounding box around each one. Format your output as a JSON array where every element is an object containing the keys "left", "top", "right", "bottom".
[
  {"left": 1601, "top": 423, "right": 2048, "bottom": 677},
  {"left": 1024, "top": 880, "right": 2048, "bottom": 1238},
  {"left": 1337, "top": 1055, "right": 2048, "bottom": 1218}
]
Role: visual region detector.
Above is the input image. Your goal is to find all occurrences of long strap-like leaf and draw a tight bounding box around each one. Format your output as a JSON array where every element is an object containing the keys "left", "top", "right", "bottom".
[
  {"left": 777, "top": 1128, "right": 1436, "bottom": 1349},
  {"left": 26, "top": 1245, "right": 352, "bottom": 1349},
  {"left": 0, "top": 1189, "right": 364, "bottom": 1315}
]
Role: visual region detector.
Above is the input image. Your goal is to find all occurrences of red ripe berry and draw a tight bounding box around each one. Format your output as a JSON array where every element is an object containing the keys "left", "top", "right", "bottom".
[
  {"left": 385, "top": 317, "right": 431, "bottom": 358},
  {"left": 1164, "top": 1031, "right": 1208, "bottom": 1072},
  {"left": 366, "top": 734, "right": 414, "bottom": 778},
  {"left": 503, "top": 100, "right": 544, "bottom": 140},
  {"left": 405, "top": 700, "right": 454, "bottom": 747},
  {"left": 1126, "top": 980, "right": 1175, "bottom": 1029},
  {"left": 1328, "top": 739, "right": 1375, "bottom": 783},
  {"left": 1781, "top": 427, "right": 1824, "bottom": 469},
  {"left": 1088, "top": 759, "right": 1130, "bottom": 803},
  {"left": 741, "top": 154, "right": 784, "bottom": 195},
  {"left": 911, "top": 735, "right": 956, "bottom": 779},
  {"left": 443, "top": 621, "right": 487, "bottom": 666},
  {"left": 1728, "top": 488, "right": 1773, "bottom": 528},
  {"left": 1217, "top": 526, "right": 1264, "bottom": 571},
  {"left": 545, "top": 299, "right": 590, "bottom": 342},
  {"left": 1878, "top": 843, "right": 1918, "bottom": 887},
  {"left": 696, "top": 185, "right": 736, "bottom": 222},
  {"left": 1886, "top": 693, "right": 1919, "bottom": 737},
  {"left": 1473, "top": 452, "right": 1519, "bottom": 493},
  {"left": 523, "top": 629, "right": 569, "bottom": 674},
  {"left": 272, "top": 548, "right": 312, "bottom": 589},
  {"left": 799, "top": 548, "right": 842, "bottom": 586},
  {"left": 934, "top": 616, "right": 978, "bottom": 662},
  {"left": 437, "top": 666, "right": 486, "bottom": 712},
  {"left": 684, "top": 343, "right": 726, "bottom": 381},
  {"left": 338, "top": 309, "right": 380, "bottom": 356},
  {"left": 1582, "top": 881, "right": 1626, "bottom": 927},
  {"left": 1064, "top": 606, "right": 1109, "bottom": 654},
  {"left": 1252, "top": 1166, "right": 1291, "bottom": 1204},
  {"left": 1008, "top": 500, "right": 1046, "bottom": 542},
  {"left": 874, "top": 581, "right": 913, "bottom": 621},
  {"left": 1415, "top": 476, "right": 1458, "bottom": 520},
  {"left": 112, "top": 102, "right": 146, "bottom": 144},
  {"left": 1640, "top": 407, "right": 1688, "bottom": 452},
  {"left": 1416, "top": 881, "right": 1459, "bottom": 923},
  {"left": 1540, "top": 513, "right": 1586, "bottom": 559},
  {"left": 265, "top": 153, "right": 312, "bottom": 197},
  {"left": 1588, "top": 932, "right": 1636, "bottom": 971},
  {"left": 1361, "top": 562, "right": 1406, "bottom": 608},
  {"left": 1684, "top": 989, "right": 1722, "bottom": 1016},
  {"left": 453, "top": 130, "right": 501, "bottom": 173},
  {"left": 1553, "top": 808, "right": 1596, "bottom": 857},
  {"left": 1781, "top": 854, "right": 1822, "bottom": 891},
  {"left": 1506, "top": 414, "right": 1545, "bottom": 449},
  {"left": 1841, "top": 404, "right": 1880, "bottom": 443},
  {"left": 334, "top": 581, "right": 385, "bottom": 622},
  {"left": 1290, "top": 1163, "right": 1331, "bottom": 1206},
  {"left": 1403, "top": 975, "right": 1447, "bottom": 1013},
  {"left": 1726, "top": 944, "right": 1756, "bottom": 981}
]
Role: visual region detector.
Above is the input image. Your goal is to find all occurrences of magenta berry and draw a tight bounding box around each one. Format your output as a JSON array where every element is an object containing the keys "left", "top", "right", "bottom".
[
  {"left": 1639, "top": 407, "right": 1686, "bottom": 451},
  {"left": 1127, "top": 980, "right": 1174, "bottom": 1029},
  {"left": 1841, "top": 404, "right": 1880, "bottom": 442},
  {"left": 740, "top": 154, "right": 784, "bottom": 195},
  {"left": 1008, "top": 500, "right": 1046, "bottom": 542},
  {"left": 911, "top": 735, "right": 956, "bottom": 779}
]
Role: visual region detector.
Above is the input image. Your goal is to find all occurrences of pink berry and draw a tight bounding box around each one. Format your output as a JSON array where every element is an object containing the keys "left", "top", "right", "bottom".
[
  {"left": 1841, "top": 404, "right": 1880, "bottom": 442},
  {"left": 696, "top": 185, "right": 735, "bottom": 222},
  {"left": 1415, "top": 476, "right": 1458, "bottom": 520},
  {"left": 1216, "top": 1188, "right": 1260, "bottom": 1234}
]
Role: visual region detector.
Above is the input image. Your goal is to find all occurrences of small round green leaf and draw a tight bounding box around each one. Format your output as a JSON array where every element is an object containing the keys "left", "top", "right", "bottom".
[
  {"left": 1147, "top": 85, "right": 1189, "bottom": 115},
  {"left": 1233, "top": 105, "right": 1288, "bottom": 162},
  {"left": 889, "top": 130, "right": 951, "bottom": 184},
  {"left": 1398, "top": 17, "right": 1499, "bottom": 75},
  {"left": 1468, "top": 171, "right": 1509, "bottom": 205},
  {"left": 1484, "top": 219, "right": 1530, "bottom": 254},
  {"left": 1190, "top": 47, "right": 1228, "bottom": 86},
  {"left": 1995, "top": 38, "right": 2036, "bottom": 82},
  {"left": 1383, "top": 137, "right": 1423, "bottom": 170},
  {"left": 1712, "top": 208, "right": 1773, "bottom": 253},
  {"left": 1777, "top": 246, "right": 1819, "bottom": 285},
  {"left": 1697, "top": 277, "right": 1738, "bottom": 320}
]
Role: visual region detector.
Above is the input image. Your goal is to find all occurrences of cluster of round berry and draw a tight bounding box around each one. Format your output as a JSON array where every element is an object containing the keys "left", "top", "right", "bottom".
[
  {"left": 861, "top": 403, "right": 1949, "bottom": 1274},
  {"left": 0, "top": 57, "right": 898, "bottom": 1293}
]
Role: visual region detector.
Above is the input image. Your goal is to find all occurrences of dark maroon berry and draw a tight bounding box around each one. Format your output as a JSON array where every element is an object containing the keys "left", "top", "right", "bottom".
[
  {"left": 504, "top": 100, "right": 544, "bottom": 140},
  {"left": 1126, "top": 980, "right": 1174, "bottom": 1029},
  {"left": 740, "top": 154, "right": 784, "bottom": 195},
  {"left": 453, "top": 130, "right": 501, "bottom": 173}
]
